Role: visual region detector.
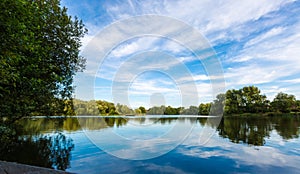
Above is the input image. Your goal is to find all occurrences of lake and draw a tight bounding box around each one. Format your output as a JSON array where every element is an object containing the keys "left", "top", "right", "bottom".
[{"left": 1, "top": 115, "right": 300, "bottom": 173}]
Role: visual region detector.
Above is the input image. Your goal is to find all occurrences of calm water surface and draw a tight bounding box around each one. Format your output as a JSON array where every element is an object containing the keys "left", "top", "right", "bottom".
[{"left": 2, "top": 116, "right": 300, "bottom": 173}]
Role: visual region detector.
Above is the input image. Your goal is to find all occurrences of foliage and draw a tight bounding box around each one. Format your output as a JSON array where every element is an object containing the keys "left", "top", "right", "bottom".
[
  {"left": 139, "top": 106, "right": 147, "bottom": 114},
  {"left": 147, "top": 105, "right": 166, "bottom": 115},
  {"left": 115, "top": 103, "right": 134, "bottom": 115},
  {"left": 198, "top": 103, "right": 211, "bottom": 115},
  {"left": 271, "top": 92, "right": 296, "bottom": 113},
  {"left": 164, "top": 106, "right": 182, "bottom": 115},
  {"left": 73, "top": 99, "right": 99, "bottom": 115},
  {"left": 224, "top": 86, "right": 269, "bottom": 114},
  {"left": 96, "top": 100, "right": 118, "bottom": 115},
  {"left": 0, "top": 0, "right": 87, "bottom": 122},
  {"left": 66, "top": 86, "right": 299, "bottom": 117},
  {"left": 210, "top": 93, "right": 226, "bottom": 116},
  {"left": 181, "top": 106, "right": 199, "bottom": 115}
]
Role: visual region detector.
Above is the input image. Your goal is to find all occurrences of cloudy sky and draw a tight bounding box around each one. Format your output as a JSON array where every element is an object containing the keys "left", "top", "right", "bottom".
[{"left": 61, "top": 0, "right": 300, "bottom": 108}]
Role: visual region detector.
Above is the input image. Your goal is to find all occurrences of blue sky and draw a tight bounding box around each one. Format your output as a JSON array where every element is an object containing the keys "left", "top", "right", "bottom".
[{"left": 61, "top": 0, "right": 300, "bottom": 108}]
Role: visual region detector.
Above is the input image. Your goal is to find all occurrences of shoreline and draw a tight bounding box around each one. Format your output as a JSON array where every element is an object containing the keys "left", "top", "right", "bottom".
[{"left": 0, "top": 161, "right": 70, "bottom": 174}]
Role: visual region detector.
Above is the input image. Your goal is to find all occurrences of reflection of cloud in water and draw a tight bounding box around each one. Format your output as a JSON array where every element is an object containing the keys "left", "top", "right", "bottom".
[{"left": 178, "top": 124, "right": 300, "bottom": 170}]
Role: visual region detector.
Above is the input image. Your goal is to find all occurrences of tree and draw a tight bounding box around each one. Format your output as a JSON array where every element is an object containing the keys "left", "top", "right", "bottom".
[
  {"left": 211, "top": 94, "right": 225, "bottom": 116},
  {"left": 115, "top": 103, "right": 134, "bottom": 115},
  {"left": 134, "top": 108, "right": 142, "bottom": 115},
  {"left": 271, "top": 92, "right": 296, "bottom": 113},
  {"left": 0, "top": 0, "right": 87, "bottom": 122},
  {"left": 239, "top": 86, "right": 268, "bottom": 113},
  {"left": 296, "top": 100, "right": 300, "bottom": 112},
  {"left": 147, "top": 105, "right": 166, "bottom": 115},
  {"left": 225, "top": 89, "right": 242, "bottom": 114},
  {"left": 198, "top": 103, "right": 211, "bottom": 115},
  {"left": 224, "top": 86, "right": 269, "bottom": 114},
  {"left": 139, "top": 106, "right": 146, "bottom": 114},
  {"left": 96, "top": 100, "right": 118, "bottom": 115},
  {"left": 181, "top": 106, "right": 199, "bottom": 115},
  {"left": 163, "top": 106, "right": 180, "bottom": 115}
]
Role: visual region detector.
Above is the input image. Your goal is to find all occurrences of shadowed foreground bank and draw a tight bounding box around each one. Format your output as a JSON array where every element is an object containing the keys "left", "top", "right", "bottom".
[{"left": 0, "top": 161, "right": 70, "bottom": 174}]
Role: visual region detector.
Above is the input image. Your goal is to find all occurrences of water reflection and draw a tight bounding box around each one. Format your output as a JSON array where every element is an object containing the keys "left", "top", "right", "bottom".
[
  {"left": 0, "top": 125, "right": 74, "bottom": 170},
  {"left": 217, "top": 116, "right": 300, "bottom": 146},
  {"left": 271, "top": 116, "right": 300, "bottom": 139},
  {"left": 1, "top": 116, "right": 300, "bottom": 172},
  {"left": 16, "top": 116, "right": 300, "bottom": 147}
]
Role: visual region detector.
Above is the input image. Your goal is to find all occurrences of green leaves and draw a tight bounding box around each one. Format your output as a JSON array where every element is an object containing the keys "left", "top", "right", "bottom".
[
  {"left": 0, "top": 0, "right": 87, "bottom": 122},
  {"left": 271, "top": 92, "right": 296, "bottom": 113}
]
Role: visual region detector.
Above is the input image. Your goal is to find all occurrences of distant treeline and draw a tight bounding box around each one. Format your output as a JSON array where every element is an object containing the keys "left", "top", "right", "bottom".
[{"left": 72, "top": 86, "right": 300, "bottom": 116}]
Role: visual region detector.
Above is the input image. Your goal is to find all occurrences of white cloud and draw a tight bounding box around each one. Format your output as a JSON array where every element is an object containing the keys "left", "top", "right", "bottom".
[
  {"left": 244, "top": 27, "right": 286, "bottom": 48},
  {"left": 111, "top": 42, "right": 139, "bottom": 58},
  {"left": 281, "top": 78, "right": 300, "bottom": 84},
  {"left": 179, "top": 125, "right": 300, "bottom": 170},
  {"left": 163, "top": 0, "right": 292, "bottom": 33},
  {"left": 73, "top": 0, "right": 300, "bottom": 102}
]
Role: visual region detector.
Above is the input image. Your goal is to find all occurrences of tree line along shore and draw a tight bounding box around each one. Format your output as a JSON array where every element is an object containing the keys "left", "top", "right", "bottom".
[{"left": 70, "top": 86, "right": 300, "bottom": 116}]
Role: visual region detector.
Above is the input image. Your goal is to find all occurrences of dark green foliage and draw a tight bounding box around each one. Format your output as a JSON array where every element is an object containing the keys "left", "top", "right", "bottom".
[
  {"left": 139, "top": 106, "right": 146, "bottom": 114},
  {"left": 271, "top": 92, "right": 296, "bottom": 113},
  {"left": 164, "top": 106, "right": 181, "bottom": 115},
  {"left": 198, "top": 103, "right": 211, "bottom": 115},
  {"left": 96, "top": 100, "right": 118, "bottom": 115},
  {"left": 224, "top": 86, "right": 269, "bottom": 114},
  {"left": 0, "top": 0, "right": 87, "bottom": 122}
]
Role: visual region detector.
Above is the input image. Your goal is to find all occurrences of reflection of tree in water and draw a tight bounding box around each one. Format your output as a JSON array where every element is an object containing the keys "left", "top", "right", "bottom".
[
  {"left": 157, "top": 117, "right": 178, "bottom": 125},
  {"left": 271, "top": 116, "right": 300, "bottom": 139},
  {"left": 217, "top": 116, "right": 300, "bottom": 146},
  {"left": 0, "top": 126, "right": 74, "bottom": 171},
  {"left": 20, "top": 117, "right": 65, "bottom": 134},
  {"left": 217, "top": 117, "right": 272, "bottom": 146},
  {"left": 104, "top": 117, "right": 128, "bottom": 127}
]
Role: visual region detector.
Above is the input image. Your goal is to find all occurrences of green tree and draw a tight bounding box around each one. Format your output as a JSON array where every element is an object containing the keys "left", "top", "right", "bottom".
[
  {"left": 164, "top": 106, "right": 180, "bottom": 115},
  {"left": 147, "top": 105, "right": 166, "bottom": 115},
  {"left": 134, "top": 108, "right": 142, "bottom": 115},
  {"left": 224, "top": 86, "right": 269, "bottom": 114},
  {"left": 198, "top": 103, "right": 211, "bottom": 115},
  {"left": 225, "top": 89, "right": 242, "bottom": 114},
  {"left": 211, "top": 93, "right": 225, "bottom": 116},
  {"left": 296, "top": 100, "right": 300, "bottom": 112},
  {"left": 240, "top": 86, "right": 268, "bottom": 113},
  {"left": 271, "top": 92, "right": 296, "bottom": 113},
  {"left": 0, "top": 0, "right": 87, "bottom": 122},
  {"left": 139, "top": 106, "right": 146, "bottom": 114},
  {"left": 181, "top": 106, "right": 199, "bottom": 115},
  {"left": 115, "top": 103, "right": 134, "bottom": 115},
  {"left": 96, "top": 100, "right": 118, "bottom": 115}
]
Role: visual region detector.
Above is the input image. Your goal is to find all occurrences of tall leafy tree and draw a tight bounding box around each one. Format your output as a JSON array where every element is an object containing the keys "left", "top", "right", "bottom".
[
  {"left": 138, "top": 106, "right": 146, "bottom": 114},
  {"left": 164, "top": 106, "right": 181, "bottom": 115},
  {"left": 240, "top": 86, "right": 268, "bottom": 113},
  {"left": 271, "top": 92, "right": 296, "bottom": 113},
  {"left": 211, "top": 93, "right": 225, "bottom": 116},
  {"left": 97, "top": 100, "right": 118, "bottom": 115},
  {"left": 198, "top": 103, "right": 211, "bottom": 115},
  {"left": 225, "top": 89, "right": 242, "bottom": 114},
  {"left": 0, "top": 0, "right": 87, "bottom": 122},
  {"left": 224, "top": 86, "right": 269, "bottom": 114}
]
